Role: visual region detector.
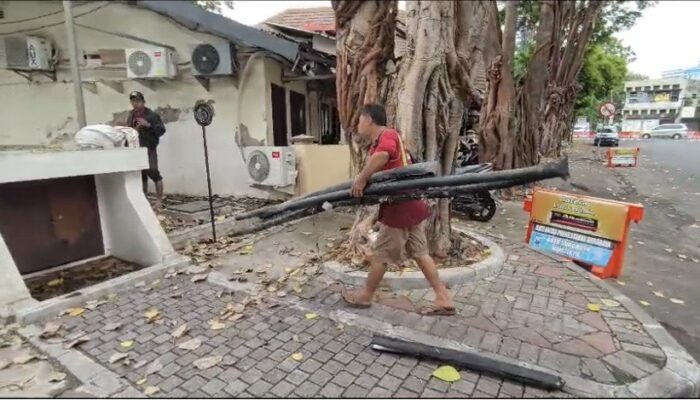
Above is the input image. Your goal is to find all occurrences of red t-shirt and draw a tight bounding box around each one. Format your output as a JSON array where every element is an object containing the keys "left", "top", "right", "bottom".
[{"left": 370, "top": 129, "right": 431, "bottom": 229}]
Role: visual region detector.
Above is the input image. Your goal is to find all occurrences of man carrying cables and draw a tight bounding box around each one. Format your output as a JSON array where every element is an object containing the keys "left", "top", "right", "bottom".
[{"left": 342, "top": 104, "right": 456, "bottom": 315}]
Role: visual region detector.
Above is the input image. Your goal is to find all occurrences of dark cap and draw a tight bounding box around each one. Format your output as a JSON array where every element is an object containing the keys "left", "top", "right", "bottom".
[{"left": 129, "top": 91, "right": 145, "bottom": 101}]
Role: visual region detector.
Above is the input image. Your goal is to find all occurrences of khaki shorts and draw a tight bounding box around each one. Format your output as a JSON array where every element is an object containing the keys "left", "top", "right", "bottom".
[{"left": 372, "top": 221, "right": 429, "bottom": 265}]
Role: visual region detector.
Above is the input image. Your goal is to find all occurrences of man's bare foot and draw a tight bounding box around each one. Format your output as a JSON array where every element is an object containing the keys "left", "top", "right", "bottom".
[{"left": 342, "top": 288, "right": 372, "bottom": 308}]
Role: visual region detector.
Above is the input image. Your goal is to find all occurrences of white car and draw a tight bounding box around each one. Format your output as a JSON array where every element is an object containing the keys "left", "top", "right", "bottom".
[{"left": 641, "top": 124, "right": 689, "bottom": 140}]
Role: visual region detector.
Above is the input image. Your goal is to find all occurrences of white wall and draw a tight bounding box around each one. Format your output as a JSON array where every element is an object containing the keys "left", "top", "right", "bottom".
[{"left": 0, "top": 1, "right": 281, "bottom": 196}]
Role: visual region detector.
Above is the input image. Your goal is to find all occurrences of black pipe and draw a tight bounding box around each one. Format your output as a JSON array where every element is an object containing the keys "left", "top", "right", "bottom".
[
  {"left": 246, "top": 158, "right": 568, "bottom": 221},
  {"left": 371, "top": 335, "right": 565, "bottom": 391},
  {"left": 231, "top": 178, "right": 527, "bottom": 237},
  {"left": 235, "top": 162, "right": 438, "bottom": 221}
]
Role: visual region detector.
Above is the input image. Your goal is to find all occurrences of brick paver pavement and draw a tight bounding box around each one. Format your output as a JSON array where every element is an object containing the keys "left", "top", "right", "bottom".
[{"left": 56, "top": 238, "right": 666, "bottom": 398}]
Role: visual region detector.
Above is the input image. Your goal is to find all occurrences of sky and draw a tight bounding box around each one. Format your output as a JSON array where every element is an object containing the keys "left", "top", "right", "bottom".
[{"left": 225, "top": 0, "right": 700, "bottom": 79}]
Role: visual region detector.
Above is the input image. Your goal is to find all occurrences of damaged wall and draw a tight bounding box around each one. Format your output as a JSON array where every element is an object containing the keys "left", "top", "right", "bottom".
[{"left": 0, "top": 1, "right": 279, "bottom": 196}]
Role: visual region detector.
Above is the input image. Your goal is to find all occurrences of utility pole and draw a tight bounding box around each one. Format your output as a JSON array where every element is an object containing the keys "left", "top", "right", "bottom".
[{"left": 62, "top": 0, "right": 87, "bottom": 128}]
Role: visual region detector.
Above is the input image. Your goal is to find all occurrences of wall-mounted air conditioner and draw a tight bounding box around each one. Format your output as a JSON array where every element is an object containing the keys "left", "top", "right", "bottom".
[
  {"left": 189, "top": 43, "right": 235, "bottom": 76},
  {"left": 0, "top": 36, "right": 53, "bottom": 71},
  {"left": 244, "top": 146, "right": 296, "bottom": 187},
  {"left": 125, "top": 47, "right": 176, "bottom": 79}
]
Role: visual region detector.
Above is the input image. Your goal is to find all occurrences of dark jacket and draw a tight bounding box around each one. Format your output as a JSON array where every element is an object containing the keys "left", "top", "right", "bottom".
[{"left": 127, "top": 107, "right": 166, "bottom": 149}]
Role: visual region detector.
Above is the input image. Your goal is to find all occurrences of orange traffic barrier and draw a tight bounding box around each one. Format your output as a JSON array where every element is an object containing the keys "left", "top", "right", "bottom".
[
  {"left": 523, "top": 188, "right": 644, "bottom": 279},
  {"left": 607, "top": 147, "right": 640, "bottom": 168}
]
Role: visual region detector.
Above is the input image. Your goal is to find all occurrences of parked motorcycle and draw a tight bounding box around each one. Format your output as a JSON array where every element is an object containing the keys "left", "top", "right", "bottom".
[{"left": 453, "top": 131, "right": 498, "bottom": 222}]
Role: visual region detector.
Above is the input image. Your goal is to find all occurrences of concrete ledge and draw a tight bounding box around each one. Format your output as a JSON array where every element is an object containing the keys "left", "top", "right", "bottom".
[
  {"left": 168, "top": 216, "right": 256, "bottom": 249},
  {"left": 15, "top": 255, "right": 190, "bottom": 325},
  {"left": 18, "top": 325, "right": 134, "bottom": 398},
  {"left": 323, "top": 229, "right": 505, "bottom": 290}
]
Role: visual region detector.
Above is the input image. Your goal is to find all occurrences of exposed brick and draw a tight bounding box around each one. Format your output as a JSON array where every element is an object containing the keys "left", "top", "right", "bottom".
[
  {"left": 401, "top": 375, "right": 427, "bottom": 394},
  {"left": 294, "top": 381, "right": 321, "bottom": 397},
  {"left": 581, "top": 358, "right": 617, "bottom": 384},
  {"left": 575, "top": 312, "right": 611, "bottom": 332},
  {"left": 581, "top": 332, "right": 616, "bottom": 355},
  {"left": 366, "top": 362, "right": 390, "bottom": 378},
  {"left": 246, "top": 380, "right": 273, "bottom": 397},
  {"left": 202, "top": 378, "right": 227, "bottom": 396},
  {"left": 270, "top": 380, "right": 296, "bottom": 397},
  {"left": 368, "top": 387, "right": 393, "bottom": 398},
  {"left": 331, "top": 371, "right": 356, "bottom": 388},
  {"left": 503, "top": 327, "right": 551, "bottom": 348},
  {"left": 480, "top": 332, "right": 502, "bottom": 353},
  {"left": 475, "top": 376, "right": 502, "bottom": 396},
  {"left": 319, "top": 382, "right": 344, "bottom": 398},
  {"left": 308, "top": 369, "right": 333, "bottom": 386}
]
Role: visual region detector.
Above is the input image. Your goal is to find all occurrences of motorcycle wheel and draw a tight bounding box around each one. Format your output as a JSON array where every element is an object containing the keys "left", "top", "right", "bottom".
[{"left": 468, "top": 194, "right": 497, "bottom": 222}]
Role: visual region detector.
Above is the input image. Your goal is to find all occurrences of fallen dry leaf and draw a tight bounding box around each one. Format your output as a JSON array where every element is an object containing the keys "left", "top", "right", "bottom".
[
  {"left": 646, "top": 281, "right": 654, "bottom": 287},
  {"left": 669, "top": 298, "right": 685, "bottom": 305},
  {"left": 136, "top": 377, "right": 147, "bottom": 385},
  {"left": 0, "top": 360, "right": 9, "bottom": 370},
  {"left": 664, "top": 248, "right": 673, "bottom": 253},
  {"left": 133, "top": 360, "right": 147, "bottom": 369},
  {"left": 433, "top": 365, "right": 461, "bottom": 383},
  {"left": 65, "top": 332, "right": 90, "bottom": 349},
  {"left": 209, "top": 320, "right": 226, "bottom": 331},
  {"left": 144, "top": 386, "right": 160, "bottom": 396},
  {"left": 639, "top": 300, "right": 650, "bottom": 307},
  {"left": 40, "top": 321, "right": 62, "bottom": 339},
  {"left": 291, "top": 352, "right": 304, "bottom": 361},
  {"left": 194, "top": 355, "right": 222, "bottom": 370},
  {"left": 292, "top": 334, "right": 300, "bottom": 342},
  {"left": 171, "top": 324, "right": 188, "bottom": 339},
  {"left": 652, "top": 291, "right": 665, "bottom": 298},
  {"left": 504, "top": 295, "right": 516, "bottom": 303},
  {"left": 191, "top": 273, "right": 208, "bottom": 283},
  {"left": 144, "top": 309, "right": 161, "bottom": 323},
  {"left": 48, "top": 372, "right": 66, "bottom": 383},
  {"left": 85, "top": 300, "right": 107, "bottom": 310},
  {"left": 586, "top": 303, "right": 601, "bottom": 312},
  {"left": 186, "top": 265, "right": 208, "bottom": 275},
  {"left": 177, "top": 337, "right": 201, "bottom": 351},
  {"left": 151, "top": 279, "right": 161, "bottom": 287},
  {"left": 109, "top": 352, "right": 129, "bottom": 364},
  {"left": 103, "top": 322, "right": 123, "bottom": 331},
  {"left": 305, "top": 313, "right": 319, "bottom": 320},
  {"left": 12, "top": 352, "right": 36, "bottom": 365},
  {"left": 120, "top": 340, "right": 135, "bottom": 349},
  {"left": 600, "top": 299, "right": 620, "bottom": 308},
  {"left": 678, "top": 254, "right": 688, "bottom": 260},
  {"left": 616, "top": 280, "right": 626, "bottom": 286},
  {"left": 47, "top": 278, "right": 63, "bottom": 287},
  {"left": 67, "top": 308, "right": 85, "bottom": 317},
  {"left": 277, "top": 291, "right": 287, "bottom": 298},
  {"left": 147, "top": 359, "right": 163, "bottom": 375},
  {"left": 134, "top": 281, "right": 146, "bottom": 288}
]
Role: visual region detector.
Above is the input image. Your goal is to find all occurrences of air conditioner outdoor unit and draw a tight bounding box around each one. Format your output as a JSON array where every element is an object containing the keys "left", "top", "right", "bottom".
[
  {"left": 244, "top": 146, "right": 296, "bottom": 187},
  {"left": 0, "top": 36, "right": 53, "bottom": 71},
  {"left": 189, "top": 43, "right": 235, "bottom": 76},
  {"left": 125, "top": 47, "right": 176, "bottom": 79}
]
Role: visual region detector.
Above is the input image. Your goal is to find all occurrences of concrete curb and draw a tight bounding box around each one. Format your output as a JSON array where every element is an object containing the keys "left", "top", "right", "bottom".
[
  {"left": 15, "top": 255, "right": 190, "bottom": 326},
  {"left": 323, "top": 228, "right": 505, "bottom": 290},
  {"left": 17, "top": 325, "right": 142, "bottom": 398},
  {"left": 167, "top": 216, "right": 255, "bottom": 249}
]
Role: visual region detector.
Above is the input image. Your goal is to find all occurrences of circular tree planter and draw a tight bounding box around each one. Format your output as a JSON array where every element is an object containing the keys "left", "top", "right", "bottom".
[{"left": 323, "top": 227, "right": 505, "bottom": 290}]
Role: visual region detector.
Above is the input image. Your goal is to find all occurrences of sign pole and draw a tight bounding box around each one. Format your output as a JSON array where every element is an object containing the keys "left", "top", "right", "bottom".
[
  {"left": 201, "top": 125, "right": 216, "bottom": 241},
  {"left": 193, "top": 101, "right": 216, "bottom": 241}
]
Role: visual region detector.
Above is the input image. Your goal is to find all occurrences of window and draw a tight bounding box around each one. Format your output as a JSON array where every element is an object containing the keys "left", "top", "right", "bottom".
[
  {"left": 662, "top": 85, "right": 670, "bottom": 89},
  {"left": 650, "top": 109, "right": 657, "bottom": 114},
  {"left": 653, "top": 85, "right": 660, "bottom": 90},
  {"left": 672, "top": 84, "right": 680, "bottom": 89},
  {"left": 635, "top": 87, "right": 642, "bottom": 91},
  {"left": 289, "top": 90, "right": 307, "bottom": 137},
  {"left": 660, "top": 109, "right": 667, "bottom": 114},
  {"left": 320, "top": 103, "right": 341, "bottom": 144},
  {"left": 669, "top": 109, "right": 676, "bottom": 114},
  {"left": 644, "top": 86, "right": 651, "bottom": 90},
  {"left": 632, "top": 110, "right": 639, "bottom": 115},
  {"left": 641, "top": 110, "right": 648, "bottom": 115}
]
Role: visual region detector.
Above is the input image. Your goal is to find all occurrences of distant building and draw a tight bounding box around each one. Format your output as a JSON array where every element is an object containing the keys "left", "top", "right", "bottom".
[
  {"left": 621, "top": 77, "right": 700, "bottom": 132},
  {"left": 662, "top": 62, "right": 700, "bottom": 80}
]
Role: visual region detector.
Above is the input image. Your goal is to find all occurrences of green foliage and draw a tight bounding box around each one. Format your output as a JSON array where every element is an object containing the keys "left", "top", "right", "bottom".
[
  {"left": 576, "top": 40, "right": 628, "bottom": 126},
  {"left": 192, "top": 1, "right": 234, "bottom": 14}
]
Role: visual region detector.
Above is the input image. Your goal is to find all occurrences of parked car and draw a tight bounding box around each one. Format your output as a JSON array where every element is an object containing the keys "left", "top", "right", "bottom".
[
  {"left": 593, "top": 126, "right": 619, "bottom": 146},
  {"left": 641, "top": 123, "right": 689, "bottom": 139}
]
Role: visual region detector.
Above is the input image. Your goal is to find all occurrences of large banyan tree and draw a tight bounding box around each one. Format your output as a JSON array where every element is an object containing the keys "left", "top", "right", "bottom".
[{"left": 332, "top": 0, "right": 605, "bottom": 258}]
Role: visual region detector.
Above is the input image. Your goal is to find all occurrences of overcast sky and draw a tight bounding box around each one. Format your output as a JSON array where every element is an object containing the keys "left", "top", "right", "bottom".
[{"left": 225, "top": 0, "right": 700, "bottom": 78}]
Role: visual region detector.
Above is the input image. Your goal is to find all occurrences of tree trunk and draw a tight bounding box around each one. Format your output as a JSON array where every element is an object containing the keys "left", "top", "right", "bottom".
[
  {"left": 539, "top": 1, "right": 603, "bottom": 158},
  {"left": 333, "top": 0, "right": 397, "bottom": 260},
  {"left": 478, "top": 1, "right": 516, "bottom": 171},
  {"left": 513, "top": 0, "right": 555, "bottom": 167},
  {"left": 334, "top": 0, "right": 477, "bottom": 259}
]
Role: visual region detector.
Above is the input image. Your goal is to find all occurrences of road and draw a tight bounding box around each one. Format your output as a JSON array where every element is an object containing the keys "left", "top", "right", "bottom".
[{"left": 460, "top": 139, "right": 700, "bottom": 362}]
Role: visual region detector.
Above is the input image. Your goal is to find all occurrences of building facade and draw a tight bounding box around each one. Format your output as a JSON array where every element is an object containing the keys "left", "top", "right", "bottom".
[
  {"left": 621, "top": 77, "right": 700, "bottom": 132},
  {"left": 0, "top": 1, "right": 342, "bottom": 197},
  {"left": 662, "top": 62, "right": 700, "bottom": 80}
]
